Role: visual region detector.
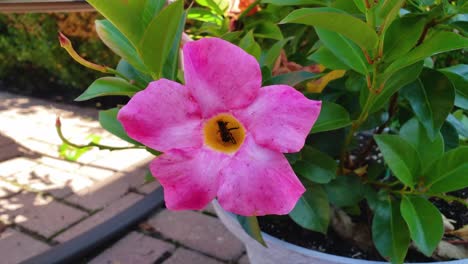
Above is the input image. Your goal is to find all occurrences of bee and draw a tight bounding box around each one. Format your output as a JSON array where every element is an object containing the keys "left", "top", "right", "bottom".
[{"left": 217, "top": 121, "right": 239, "bottom": 144}]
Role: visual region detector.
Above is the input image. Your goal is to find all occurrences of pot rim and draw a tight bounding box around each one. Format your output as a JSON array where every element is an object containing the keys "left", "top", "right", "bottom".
[{"left": 213, "top": 201, "right": 467, "bottom": 264}]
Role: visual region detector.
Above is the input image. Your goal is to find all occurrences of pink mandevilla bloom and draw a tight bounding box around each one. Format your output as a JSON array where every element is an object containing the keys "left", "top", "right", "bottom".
[{"left": 118, "top": 38, "right": 321, "bottom": 216}]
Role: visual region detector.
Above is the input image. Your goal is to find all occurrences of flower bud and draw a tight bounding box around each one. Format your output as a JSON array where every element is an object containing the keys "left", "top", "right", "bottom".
[{"left": 58, "top": 32, "right": 107, "bottom": 73}]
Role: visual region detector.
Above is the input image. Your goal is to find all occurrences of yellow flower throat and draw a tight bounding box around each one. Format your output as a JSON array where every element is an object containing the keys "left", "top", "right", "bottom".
[{"left": 203, "top": 113, "right": 246, "bottom": 154}]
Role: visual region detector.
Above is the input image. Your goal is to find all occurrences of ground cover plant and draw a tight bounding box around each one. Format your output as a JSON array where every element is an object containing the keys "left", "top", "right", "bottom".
[{"left": 57, "top": 0, "right": 468, "bottom": 263}]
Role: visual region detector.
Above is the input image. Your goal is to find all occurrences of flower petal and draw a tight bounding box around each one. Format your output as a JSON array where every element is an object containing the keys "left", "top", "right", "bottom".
[
  {"left": 217, "top": 136, "right": 305, "bottom": 216},
  {"left": 235, "top": 85, "right": 321, "bottom": 153},
  {"left": 118, "top": 79, "right": 203, "bottom": 152},
  {"left": 151, "top": 147, "right": 229, "bottom": 210},
  {"left": 183, "top": 38, "right": 261, "bottom": 117}
]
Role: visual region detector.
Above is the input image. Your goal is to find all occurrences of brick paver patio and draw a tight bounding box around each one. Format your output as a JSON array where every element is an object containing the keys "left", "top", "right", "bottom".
[{"left": 0, "top": 92, "right": 248, "bottom": 264}]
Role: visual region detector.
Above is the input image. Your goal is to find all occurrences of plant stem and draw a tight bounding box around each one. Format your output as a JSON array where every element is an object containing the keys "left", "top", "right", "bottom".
[{"left": 56, "top": 117, "right": 144, "bottom": 151}]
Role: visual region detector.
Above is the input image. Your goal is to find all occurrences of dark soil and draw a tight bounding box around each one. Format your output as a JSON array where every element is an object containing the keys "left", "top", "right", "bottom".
[{"left": 258, "top": 188, "right": 467, "bottom": 263}]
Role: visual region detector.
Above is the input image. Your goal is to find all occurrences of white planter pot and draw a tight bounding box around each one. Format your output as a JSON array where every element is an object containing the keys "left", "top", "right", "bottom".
[{"left": 212, "top": 201, "right": 466, "bottom": 264}]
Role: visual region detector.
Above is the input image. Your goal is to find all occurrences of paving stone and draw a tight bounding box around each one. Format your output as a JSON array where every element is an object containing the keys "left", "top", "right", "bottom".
[
  {"left": 0, "top": 157, "right": 38, "bottom": 177},
  {"left": 89, "top": 232, "right": 175, "bottom": 264},
  {"left": 76, "top": 165, "right": 116, "bottom": 181},
  {"left": 0, "top": 193, "right": 87, "bottom": 238},
  {"left": 10, "top": 165, "right": 94, "bottom": 198},
  {"left": 66, "top": 167, "right": 147, "bottom": 210},
  {"left": 149, "top": 210, "right": 244, "bottom": 260},
  {"left": 55, "top": 193, "right": 143, "bottom": 242},
  {"left": 0, "top": 228, "right": 50, "bottom": 264},
  {"left": 20, "top": 138, "right": 61, "bottom": 158},
  {"left": 92, "top": 149, "right": 153, "bottom": 171},
  {"left": 238, "top": 254, "right": 250, "bottom": 264},
  {"left": 201, "top": 203, "right": 217, "bottom": 215},
  {"left": 138, "top": 181, "right": 161, "bottom": 194},
  {"left": 0, "top": 180, "right": 21, "bottom": 198},
  {"left": 38, "top": 156, "right": 80, "bottom": 172},
  {"left": 164, "top": 248, "right": 222, "bottom": 264},
  {"left": 0, "top": 143, "right": 22, "bottom": 161}
]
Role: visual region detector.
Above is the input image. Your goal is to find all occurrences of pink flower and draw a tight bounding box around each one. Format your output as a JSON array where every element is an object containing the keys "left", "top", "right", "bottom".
[{"left": 118, "top": 38, "right": 321, "bottom": 216}]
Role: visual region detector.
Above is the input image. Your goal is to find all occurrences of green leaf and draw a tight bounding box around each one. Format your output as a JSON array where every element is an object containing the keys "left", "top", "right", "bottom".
[
  {"left": 308, "top": 46, "right": 350, "bottom": 70},
  {"left": 352, "top": 0, "right": 366, "bottom": 13},
  {"left": 441, "top": 122, "right": 459, "bottom": 151},
  {"left": 324, "top": 175, "right": 364, "bottom": 207},
  {"left": 293, "top": 146, "right": 337, "bottom": 184},
  {"left": 425, "top": 147, "right": 468, "bottom": 193},
  {"left": 261, "top": 0, "right": 328, "bottom": 6},
  {"left": 87, "top": 0, "right": 148, "bottom": 46},
  {"left": 265, "top": 71, "right": 320, "bottom": 86},
  {"left": 314, "top": 28, "right": 368, "bottom": 74},
  {"left": 383, "top": 16, "right": 426, "bottom": 63},
  {"left": 369, "top": 62, "right": 424, "bottom": 113},
  {"left": 372, "top": 198, "right": 410, "bottom": 264},
  {"left": 95, "top": 20, "right": 148, "bottom": 73},
  {"left": 400, "top": 195, "right": 443, "bottom": 257},
  {"left": 289, "top": 185, "right": 329, "bottom": 233},
  {"left": 162, "top": 9, "right": 187, "bottom": 80},
  {"left": 196, "top": 0, "right": 229, "bottom": 16},
  {"left": 262, "top": 38, "right": 292, "bottom": 69},
  {"left": 254, "top": 22, "right": 284, "bottom": 40},
  {"left": 447, "top": 114, "right": 468, "bottom": 138},
  {"left": 188, "top": 7, "right": 223, "bottom": 25},
  {"left": 239, "top": 31, "right": 261, "bottom": 60},
  {"left": 75, "top": 77, "right": 139, "bottom": 101},
  {"left": 116, "top": 59, "right": 152, "bottom": 87},
  {"left": 310, "top": 101, "right": 351, "bottom": 133},
  {"left": 439, "top": 64, "right": 468, "bottom": 109},
  {"left": 141, "top": 0, "right": 166, "bottom": 27},
  {"left": 280, "top": 7, "right": 379, "bottom": 51},
  {"left": 236, "top": 215, "right": 267, "bottom": 247},
  {"left": 139, "top": 0, "right": 184, "bottom": 79},
  {"left": 374, "top": 134, "right": 420, "bottom": 187},
  {"left": 401, "top": 69, "right": 455, "bottom": 140},
  {"left": 400, "top": 118, "right": 444, "bottom": 174},
  {"left": 385, "top": 31, "right": 468, "bottom": 76},
  {"left": 99, "top": 108, "right": 140, "bottom": 145}
]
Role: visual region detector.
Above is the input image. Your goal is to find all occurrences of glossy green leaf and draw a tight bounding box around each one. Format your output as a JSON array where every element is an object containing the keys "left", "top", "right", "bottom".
[
  {"left": 447, "top": 114, "right": 468, "bottom": 138},
  {"left": 99, "top": 108, "right": 140, "bottom": 145},
  {"left": 196, "top": 0, "right": 229, "bottom": 16},
  {"left": 369, "top": 62, "right": 423, "bottom": 113},
  {"left": 116, "top": 60, "right": 152, "bottom": 87},
  {"left": 314, "top": 28, "right": 368, "bottom": 74},
  {"left": 280, "top": 7, "right": 379, "bottom": 51},
  {"left": 441, "top": 122, "right": 459, "bottom": 151},
  {"left": 372, "top": 198, "right": 410, "bottom": 264},
  {"left": 293, "top": 146, "right": 337, "bottom": 184},
  {"left": 385, "top": 31, "right": 468, "bottom": 76},
  {"left": 141, "top": 0, "right": 166, "bottom": 27},
  {"left": 425, "top": 147, "right": 468, "bottom": 193},
  {"left": 311, "top": 101, "right": 351, "bottom": 133},
  {"left": 262, "top": 38, "right": 292, "bottom": 69},
  {"left": 401, "top": 69, "right": 455, "bottom": 140},
  {"left": 254, "top": 22, "right": 284, "bottom": 40},
  {"left": 325, "top": 175, "right": 364, "bottom": 207},
  {"left": 439, "top": 64, "right": 468, "bottom": 109},
  {"left": 308, "top": 46, "right": 350, "bottom": 70},
  {"left": 75, "top": 77, "right": 139, "bottom": 101},
  {"left": 262, "top": 0, "right": 327, "bottom": 6},
  {"left": 400, "top": 118, "right": 444, "bottom": 174},
  {"left": 139, "top": 0, "right": 184, "bottom": 79},
  {"left": 187, "top": 8, "right": 223, "bottom": 25},
  {"left": 87, "top": 0, "right": 148, "bottom": 46},
  {"left": 383, "top": 16, "right": 426, "bottom": 63},
  {"left": 265, "top": 71, "right": 320, "bottom": 86},
  {"left": 95, "top": 20, "right": 148, "bottom": 73},
  {"left": 236, "top": 215, "right": 267, "bottom": 246},
  {"left": 400, "top": 195, "right": 443, "bottom": 257},
  {"left": 289, "top": 185, "right": 329, "bottom": 234},
  {"left": 239, "top": 31, "right": 261, "bottom": 60},
  {"left": 162, "top": 9, "right": 187, "bottom": 80},
  {"left": 374, "top": 135, "right": 420, "bottom": 187},
  {"left": 352, "top": 0, "right": 366, "bottom": 13}
]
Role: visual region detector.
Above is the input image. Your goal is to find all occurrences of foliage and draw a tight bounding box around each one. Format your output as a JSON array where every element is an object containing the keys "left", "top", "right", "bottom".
[
  {"left": 0, "top": 13, "right": 118, "bottom": 99},
  {"left": 60, "top": 0, "right": 468, "bottom": 263}
]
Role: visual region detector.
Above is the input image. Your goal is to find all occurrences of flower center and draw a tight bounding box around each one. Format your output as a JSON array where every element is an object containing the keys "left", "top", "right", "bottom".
[{"left": 203, "top": 113, "right": 246, "bottom": 154}]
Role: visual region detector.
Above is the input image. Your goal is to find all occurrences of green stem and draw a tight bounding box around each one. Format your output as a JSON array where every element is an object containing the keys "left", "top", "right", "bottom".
[{"left": 56, "top": 117, "right": 144, "bottom": 151}]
